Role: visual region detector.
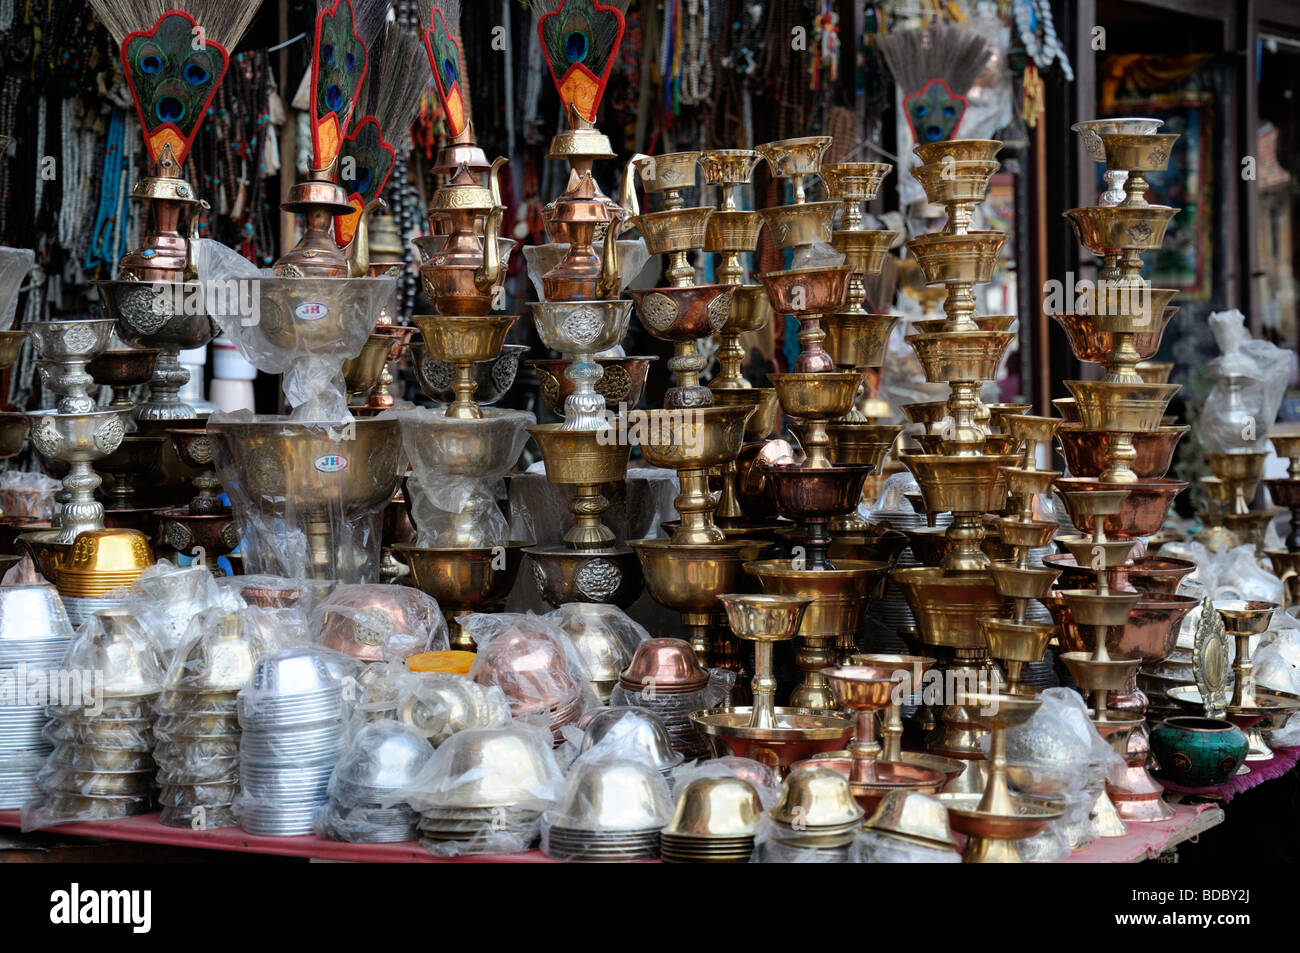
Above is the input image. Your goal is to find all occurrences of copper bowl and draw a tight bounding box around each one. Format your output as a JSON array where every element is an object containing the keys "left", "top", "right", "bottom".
[
  {"left": 1126, "top": 555, "right": 1197, "bottom": 595},
  {"left": 0, "top": 412, "right": 29, "bottom": 458},
  {"left": 1051, "top": 307, "right": 1178, "bottom": 364},
  {"left": 1055, "top": 477, "right": 1187, "bottom": 538},
  {"left": 619, "top": 637, "right": 709, "bottom": 695},
  {"left": 87, "top": 348, "right": 160, "bottom": 387},
  {"left": 762, "top": 463, "right": 873, "bottom": 520},
  {"left": 1050, "top": 592, "right": 1197, "bottom": 664},
  {"left": 1057, "top": 423, "right": 1188, "bottom": 480},
  {"left": 735, "top": 439, "right": 797, "bottom": 521},
  {"left": 531, "top": 356, "right": 658, "bottom": 415},
  {"left": 628, "top": 285, "right": 736, "bottom": 342},
  {"left": 473, "top": 627, "right": 581, "bottom": 714},
  {"left": 1052, "top": 398, "right": 1079, "bottom": 422}
]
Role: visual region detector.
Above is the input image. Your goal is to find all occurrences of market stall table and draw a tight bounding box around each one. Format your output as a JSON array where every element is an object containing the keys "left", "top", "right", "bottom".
[{"left": 0, "top": 802, "right": 1224, "bottom": 863}]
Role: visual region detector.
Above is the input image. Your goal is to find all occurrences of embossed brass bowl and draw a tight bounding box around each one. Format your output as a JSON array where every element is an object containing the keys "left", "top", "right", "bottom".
[
  {"left": 823, "top": 312, "right": 899, "bottom": 368},
  {"left": 757, "top": 202, "right": 840, "bottom": 249},
  {"left": 410, "top": 341, "right": 526, "bottom": 406},
  {"left": 411, "top": 313, "right": 518, "bottom": 364},
  {"left": 910, "top": 160, "right": 1000, "bottom": 204},
  {"left": 1065, "top": 205, "right": 1178, "bottom": 255},
  {"left": 531, "top": 355, "right": 656, "bottom": 415},
  {"left": 636, "top": 404, "right": 755, "bottom": 471},
  {"left": 770, "top": 370, "right": 861, "bottom": 420},
  {"left": 907, "top": 232, "right": 1006, "bottom": 284},
  {"left": 56, "top": 528, "right": 153, "bottom": 597},
  {"left": 526, "top": 546, "right": 642, "bottom": 610},
  {"left": 710, "top": 388, "right": 780, "bottom": 441},
  {"left": 822, "top": 162, "right": 892, "bottom": 203},
  {"left": 892, "top": 567, "right": 1005, "bottom": 650},
  {"left": 341, "top": 332, "right": 392, "bottom": 398}
]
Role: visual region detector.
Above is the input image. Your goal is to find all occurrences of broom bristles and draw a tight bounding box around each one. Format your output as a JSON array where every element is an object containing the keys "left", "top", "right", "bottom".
[
  {"left": 88, "top": 0, "right": 260, "bottom": 53},
  {"left": 878, "top": 23, "right": 992, "bottom": 100},
  {"left": 416, "top": 0, "right": 463, "bottom": 34},
  {"left": 358, "top": 20, "right": 429, "bottom": 142},
  {"left": 315, "top": 0, "right": 391, "bottom": 51},
  {"left": 527, "top": 0, "right": 634, "bottom": 24}
]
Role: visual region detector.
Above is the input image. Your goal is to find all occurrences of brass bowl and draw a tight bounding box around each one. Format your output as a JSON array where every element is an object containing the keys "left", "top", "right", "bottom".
[
  {"left": 906, "top": 232, "right": 1006, "bottom": 284},
  {"left": 1099, "top": 133, "right": 1180, "bottom": 172},
  {"left": 822, "top": 312, "right": 899, "bottom": 368},
  {"left": 412, "top": 313, "right": 518, "bottom": 364},
  {"left": 0, "top": 329, "right": 26, "bottom": 368},
  {"left": 769, "top": 370, "right": 861, "bottom": 420},
  {"left": 525, "top": 546, "right": 642, "bottom": 610},
  {"left": 1057, "top": 424, "right": 1188, "bottom": 480},
  {"left": 341, "top": 332, "right": 394, "bottom": 397},
  {"left": 826, "top": 422, "right": 901, "bottom": 468},
  {"left": 910, "top": 159, "right": 1000, "bottom": 204},
  {"left": 756, "top": 136, "right": 831, "bottom": 177},
  {"left": 717, "top": 593, "right": 811, "bottom": 643},
  {"left": 59, "top": 528, "right": 153, "bottom": 576},
  {"left": 636, "top": 404, "right": 754, "bottom": 470},
  {"left": 632, "top": 539, "right": 768, "bottom": 614},
  {"left": 531, "top": 355, "right": 656, "bottom": 415},
  {"left": 822, "top": 162, "right": 892, "bottom": 202},
  {"left": 1126, "top": 555, "right": 1198, "bottom": 595},
  {"left": 763, "top": 463, "right": 872, "bottom": 520},
  {"left": 0, "top": 412, "right": 29, "bottom": 458},
  {"left": 913, "top": 139, "right": 1002, "bottom": 164},
  {"left": 1065, "top": 205, "right": 1178, "bottom": 255},
  {"left": 396, "top": 543, "right": 527, "bottom": 614},
  {"left": 756, "top": 202, "right": 839, "bottom": 250},
  {"left": 863, "top": 790, "right": 957, "bottom": 849},
  {"left": 662, "top": 776, "right": 763, "bottom": 837},
  {"left": 769, "top": 764, "right": 865, "bottom": 829},
  {"left": 891, "top": 567, "right": 1005, "bottom": 649},
  {"left": 710, "top": 388, "right": 780, "bottom": 441}
]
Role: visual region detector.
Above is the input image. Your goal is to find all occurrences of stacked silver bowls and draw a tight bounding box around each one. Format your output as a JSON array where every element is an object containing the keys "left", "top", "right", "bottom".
[
  {"left": 0, "top": 585, "right": 74, "bottom": 808},
  {"left": 34, "top": 609, "right": 164, "bottom": 822},
  {"left": 236, "top": 647, "right": 344, "bottom": 836},
  {"left": 577, "top": 707, "right": 684, "bottom": 778},
  {"left": 317, "top": 721, "right": 431, "bottom": 843},
  {"left": 153, "top": 614, "right": 263, "bottom": 829},
  {"left": 413, "top": 724, "right": 564, "bottom": 853},
  {"left": 542, "top": 760, "right": 672, "bottom": 862}
]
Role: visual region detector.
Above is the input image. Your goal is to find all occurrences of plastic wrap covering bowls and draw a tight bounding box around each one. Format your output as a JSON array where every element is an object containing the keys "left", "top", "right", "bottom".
[
  {"left": 317, "top": 721, "right": 432, "bottom": 843},
  {"left": 577, "top": 707, "right": 684, "bottom": 777},
  {"left": 314, "top": 584, "right": 449, "bottom": 663},
  {"left": 153, "top": 614, "right": 269, "bottom": 829},
  {"left": 26, "top": 609, "right": 166, "bottom": 826},
  {"left": 470, "top": 624, "right": 583, "bottom": 746},
  {"left": 543, "top": 760, "right": 672, "bottom": 862},
  {"left": 412, "top": 724, "right": 565, "bottom": 854}
]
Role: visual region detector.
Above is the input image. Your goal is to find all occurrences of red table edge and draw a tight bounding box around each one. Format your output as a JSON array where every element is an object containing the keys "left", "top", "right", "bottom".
[{"left": 0, "top": 810, "right": 556, "bottom": 863}]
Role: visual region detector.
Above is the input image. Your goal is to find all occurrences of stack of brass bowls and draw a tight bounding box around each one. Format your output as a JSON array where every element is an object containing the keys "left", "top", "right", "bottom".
[
  {"left": 317, "top": 721, "right": 432, "bottom": 843},
  {"left": 542, "top": 760, "right": 672, "bottom": 862},
  {"left": 472, "top": 627, "right": 584, "bottom": 747},
  {"left": 55, "top": 528, "right": 154, "bottom": 625},
  {"left": 153, "top": 614, "right": 263, "bottom": 829},
  {"left": 0, "top": 585, "right": 75, "bottom": 807},
  {"left": 855, "top": 791, "right": 960, "bottom": 862},
  {"left": 236, "top": 647, "right": 345, "bottom": 836},
  {"left": 660, "top": 776, "right": 763, "bottom": 863},
  {"left": 762, "top": 765, "right": 865, "bottom": 860},
  {"left": 611, "top": 638, "right": 713, "bottom": 758},
  {"left": 414, "top": 724, "right": 564, "bottom": 853},
  {"left": 577, "top": 708, "right": 685, "bottom": 778},
  {"left": 34, "top": 609, "right": 164, "bottom": 822}
]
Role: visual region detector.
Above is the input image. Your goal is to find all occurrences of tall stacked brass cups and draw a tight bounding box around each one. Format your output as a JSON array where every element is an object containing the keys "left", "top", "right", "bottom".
[
  {"left": 821, "top": 162, "right": 903, "bottom": 530},
  {"left": 524, "top": 107, "right": 644, "bottom": 620},
  {"left": 890, "top": 140, "right": 1015, "bottom": 791},
  {"left": 698, "top": 149, "right": 783, "bottom": 543},
  {"left": 1051, "top": 123, "right": 1192, "bottom": 824},
  {"left": 396, "top": 134, "right": 531, "bottom": 637},
  {"left": 745, "top": 137, "right": 889, "bottom": 714},
  {"left": 1263, "top": 432, "right": 1300, "bottom": 607},
  {"left": 621, "top": 150, "right": 768, "bottom": 667}
]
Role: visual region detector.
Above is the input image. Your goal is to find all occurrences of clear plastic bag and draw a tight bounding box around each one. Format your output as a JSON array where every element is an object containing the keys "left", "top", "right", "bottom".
[
  {"left": 208, "top": 411, "right": 405, "bottom": 583},
  {"left": 394, "top": 406, "right": 533, "bottom": 548},
  {"left": 0, "top": 470, "right": 59, "bottom": 520},
  {"left": 999, "top": 687, "right": 1123, "bottom": 796},
  {"left": 312, "top": 584, "right": 449, "bottom": 663},
  {"left": 669, "top": 755, "right": 782, "bottom": 811},
  {"left": 540, "top": 759, "right": 673, "bottom": 861},
  {"left": 1200, "top": 310, "right": 1291, "bottom": 454},
  {"left": 544, "top": 603, "right": 649, "bottom": 700},
  {"left": 463, "top": 612, "right": 595, "bottom": 723},
  {"left": 121, "top": 561, "right": 230, "bottom": 657},
  {"left": 0, "top": 246, "right": 35, "bottom": 328},
  {"left": 851, "top": 829, "right": 961, "bottom": 863}
]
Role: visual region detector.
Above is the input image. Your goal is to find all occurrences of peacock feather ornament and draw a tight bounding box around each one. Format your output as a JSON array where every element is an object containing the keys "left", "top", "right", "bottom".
[
  {"left": 86, "top": 0, "right": 260, "bottom": 278},
  {"left": 423, "top": 1, "right": 467, "bottom": 138},
  {"left": 534, "top": 0, "right": 631, "bottom": 123},
  {"left": 310, "top": 0, "right": 373, "bottom": 173}
]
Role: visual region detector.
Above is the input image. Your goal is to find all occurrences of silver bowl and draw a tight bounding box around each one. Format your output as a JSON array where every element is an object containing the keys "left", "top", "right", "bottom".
[
  {"left": 551, "top": 759, "right": 672, "bottom": 832},
  {"left": 578, "top": 707, "right": 684, "bottom": 775},
  {"left": 328, "top": 720, "right": 433, "bottom": 802}
]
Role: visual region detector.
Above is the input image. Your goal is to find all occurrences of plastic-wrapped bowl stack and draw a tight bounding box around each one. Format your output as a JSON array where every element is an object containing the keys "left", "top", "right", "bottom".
[
  {"left": 610, "top": 638, "right": 717, "bottom": 759},
  {"left": 759, "top": 765, "right": 865, "bottom": 863},
  {"left": 236, "top": 647, "right": 345, "bottom": 836},
  {"left": 577, "top": 707, "right": 684, "bottom": 778},
  {"left": 0, "top": 585, "right": 75, "bottom": 808},
  {"left": 28, "top": 609, "right": 165, "bottom": 824},
  {"left": 409, "top": 723, "right": 564, "bottom": 854},
  {"left": 467, "top": 617, "right": 586, "bottom": 747},
  {"left": 316, "top": 721, "right": 432, "bottom": 843},
  {"left": 660, "top": 776, "right": 764, "bottom": 864},
  {"left": 54, "top": 529, "right": 154, "bottom": 627},
  {"left": 542, "top": 760, "right": 672, "bottom": 862},
  {"left": 153, "top": 613, "right": 265, "bottom": 829}
]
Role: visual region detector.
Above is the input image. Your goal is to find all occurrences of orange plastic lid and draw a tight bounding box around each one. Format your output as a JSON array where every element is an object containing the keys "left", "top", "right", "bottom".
[{"left": 407, "top": 650, "right": 476, "bottom": 675}]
